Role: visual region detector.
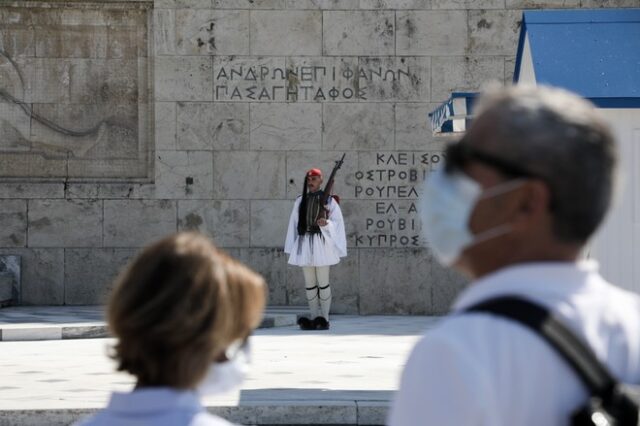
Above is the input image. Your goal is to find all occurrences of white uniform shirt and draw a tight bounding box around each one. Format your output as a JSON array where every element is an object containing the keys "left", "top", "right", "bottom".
[
  {"left": 284, "top": 195, "right": 347, "bottom": 267},
  {"left": 74, "top": 388, "right": 236, "bottom": 426},
  {"left": 388, "top": 261, "right": 640, "bottom": 426}
]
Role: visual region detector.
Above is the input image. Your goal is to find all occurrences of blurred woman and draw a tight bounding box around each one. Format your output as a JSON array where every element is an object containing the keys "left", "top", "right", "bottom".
[{"left": 76, "top": 232, "right": 266, "bottom": 425}]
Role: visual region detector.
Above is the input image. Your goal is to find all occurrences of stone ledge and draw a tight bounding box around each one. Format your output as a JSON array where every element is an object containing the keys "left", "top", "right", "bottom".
[
  {"left": 0, "top": 313, "right": 297, "bottom": 341},
  {"left": 0, "top": 401, "right": 388, "bottom": 426},
  {"left": 1, "top": 325, "right": 64, "bottom": 341}
]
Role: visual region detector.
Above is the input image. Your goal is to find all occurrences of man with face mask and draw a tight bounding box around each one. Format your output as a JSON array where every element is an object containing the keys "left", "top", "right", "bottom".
[
  {"left": 285, "top": 168, "right": 347, "bottom": 330},
  {"left": 388, "top": 85, "right": 640, "bottom": 425}
]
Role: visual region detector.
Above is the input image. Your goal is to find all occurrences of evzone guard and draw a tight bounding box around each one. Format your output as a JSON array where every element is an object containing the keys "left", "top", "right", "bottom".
[{"left": 284, "top": 155, "right": 347, "bottom": 330}]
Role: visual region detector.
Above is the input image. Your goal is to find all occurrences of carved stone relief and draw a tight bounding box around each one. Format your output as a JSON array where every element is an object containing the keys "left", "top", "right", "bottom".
[{"left": 0, "top": 2, "right": 152, "bottom": 180}]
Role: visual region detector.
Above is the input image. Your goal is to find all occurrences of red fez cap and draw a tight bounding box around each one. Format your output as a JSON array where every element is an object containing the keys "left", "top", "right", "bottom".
[{"left": 306, "top": 168, "right": 322, "bottom": 177}]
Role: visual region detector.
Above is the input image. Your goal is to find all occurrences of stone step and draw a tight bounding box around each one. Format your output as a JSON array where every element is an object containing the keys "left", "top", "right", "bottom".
[
  {"left": 0, "top": 400, "right": 388, "bottom": 426},
  {"left": 0, "top": 306, "right": 307, "bottom": 342}
]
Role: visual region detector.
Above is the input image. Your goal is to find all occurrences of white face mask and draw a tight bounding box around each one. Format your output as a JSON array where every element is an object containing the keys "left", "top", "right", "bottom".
[
  {"left": 197, "top": 339, "right": 251, "bottom": 396},
  {"left": 420, "top": 166, "right": 524, "bottom": 266}
]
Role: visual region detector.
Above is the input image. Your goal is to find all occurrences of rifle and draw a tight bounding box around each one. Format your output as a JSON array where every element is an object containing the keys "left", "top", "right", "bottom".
[{"left": 318, "top": 153, "right": 346, "bottom": 220}]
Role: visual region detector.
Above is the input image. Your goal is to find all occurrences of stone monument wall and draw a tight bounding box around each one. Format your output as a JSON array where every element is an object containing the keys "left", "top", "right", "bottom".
[{"left": 0, "top": 0, "right": 637, "bottom": 313}]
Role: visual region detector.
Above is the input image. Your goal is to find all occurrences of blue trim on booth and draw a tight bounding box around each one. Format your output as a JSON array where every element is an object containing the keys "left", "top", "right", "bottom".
[
  {"left": 513, "top": 15, "right": 528, "bottom": 83},
  {"left": 590, "top": 98, "right": 640, "bottom": 108},
  {"left": 451, "top": 92, "right": 478, "bottom": 99}
]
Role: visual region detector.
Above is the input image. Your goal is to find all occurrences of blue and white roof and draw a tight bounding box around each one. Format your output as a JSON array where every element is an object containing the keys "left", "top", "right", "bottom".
[
  {"left": 514, "top": 9, "right": 640, "bottom": 108},
  {"left": 428, "top": 92, "right": 477, "bottom": 135},
  {"left": 430, "top": 9, "right": 640, "bottom": 134}
]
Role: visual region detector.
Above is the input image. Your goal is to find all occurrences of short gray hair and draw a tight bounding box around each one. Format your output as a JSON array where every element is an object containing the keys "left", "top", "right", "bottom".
[{"left": 472, "top": 85, "right": 618, "bottom": 243}]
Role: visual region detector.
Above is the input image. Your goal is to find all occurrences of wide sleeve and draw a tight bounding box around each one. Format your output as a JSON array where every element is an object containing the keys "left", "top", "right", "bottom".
[
  {"left": 284, "top": 198, "right": 300, "bottom": 254},
  {"left": 387, "top": 333, "right": 497, "bottom": 426},
  {"left": 320, "top": 198, "right": 347, "bottom": 258}
]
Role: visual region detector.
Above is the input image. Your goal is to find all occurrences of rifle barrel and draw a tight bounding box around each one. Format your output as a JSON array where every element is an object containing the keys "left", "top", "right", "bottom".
[{"left": 320, "top": 153, "right": 346, "bottom": 207}]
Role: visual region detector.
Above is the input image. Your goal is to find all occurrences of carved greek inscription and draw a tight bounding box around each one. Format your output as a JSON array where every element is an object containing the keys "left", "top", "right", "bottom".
[
  {"left": 214, "top": 62, "right": 415, "bottom": 102},
  {"left": 351, "top": 151, "right": 444, "bottom": 248}
]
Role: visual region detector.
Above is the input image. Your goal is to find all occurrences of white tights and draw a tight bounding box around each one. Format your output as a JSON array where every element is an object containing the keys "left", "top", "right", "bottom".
[{"left": 302, "top": 266, "right": 331, "bottom": 320}]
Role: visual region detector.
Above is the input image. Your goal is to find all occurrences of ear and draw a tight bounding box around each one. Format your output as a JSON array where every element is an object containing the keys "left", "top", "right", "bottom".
[{"left": 512, "top": 180, "right": 552, "bottom": 229}]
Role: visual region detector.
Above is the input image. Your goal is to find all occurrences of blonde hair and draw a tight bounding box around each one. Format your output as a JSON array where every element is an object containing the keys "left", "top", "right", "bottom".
[{"left": 107, "top": 232, "right": 266, "bottom": 389}]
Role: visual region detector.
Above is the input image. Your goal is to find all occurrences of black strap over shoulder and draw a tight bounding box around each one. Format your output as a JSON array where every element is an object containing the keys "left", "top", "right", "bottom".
[
  {"left": 466, "top": 296, "right": 640, "bottom": 425},
  {"left": 466, "top": 296, "right": 616, "bottom": 400}
]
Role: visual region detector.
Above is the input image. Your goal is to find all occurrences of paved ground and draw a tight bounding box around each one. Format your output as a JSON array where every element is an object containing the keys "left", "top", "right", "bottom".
[{"left": 0, "top": 310, "right": 440, "bottom": 426}]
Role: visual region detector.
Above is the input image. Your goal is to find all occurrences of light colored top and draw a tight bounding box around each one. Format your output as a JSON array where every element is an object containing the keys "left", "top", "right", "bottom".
[
  {"left": 388, "top": 261, "right": 640, "bottom": 426},
  {"left": 284, "top": 196, "right": 347, "bottom": 267},
  {"left": 74, "top": 388, "right": 236, "bottom": 426}
]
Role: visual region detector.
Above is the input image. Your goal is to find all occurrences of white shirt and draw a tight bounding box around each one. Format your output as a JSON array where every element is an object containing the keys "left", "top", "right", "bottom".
[
  {"left": 74, "top": 388, "right": 236, "bottom": 426},
  {"left": 388, "top": 261, "right": 640, "bottom": 426},
  {"left": 284, "top": 196, "right": 347, "bottom": 267}
]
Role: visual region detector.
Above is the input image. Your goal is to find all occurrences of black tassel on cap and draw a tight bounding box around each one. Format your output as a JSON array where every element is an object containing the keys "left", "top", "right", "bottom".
[{"left": 297, "top": 174, "right": 308, "bottom": 236}]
